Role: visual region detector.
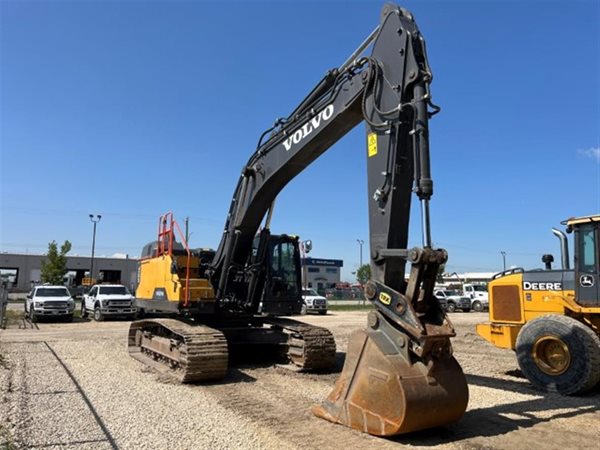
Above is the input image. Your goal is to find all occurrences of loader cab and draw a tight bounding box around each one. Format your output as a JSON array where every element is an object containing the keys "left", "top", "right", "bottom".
[{"left": 566, "top": 216, "right": 600, "bottom": 307}]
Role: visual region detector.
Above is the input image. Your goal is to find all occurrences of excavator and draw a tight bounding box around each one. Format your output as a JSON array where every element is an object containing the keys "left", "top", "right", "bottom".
[{"left": 128, "top": 3, "right": 469, "bottom": 437}]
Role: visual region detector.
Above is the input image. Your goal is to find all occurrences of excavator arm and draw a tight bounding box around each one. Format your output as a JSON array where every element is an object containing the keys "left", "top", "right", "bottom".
[
  {"left": 214, "top": 5, "right": 432, "bottom": 300},
  {"left": 210, "top": 4, "right": 468, "bottom": 435}
]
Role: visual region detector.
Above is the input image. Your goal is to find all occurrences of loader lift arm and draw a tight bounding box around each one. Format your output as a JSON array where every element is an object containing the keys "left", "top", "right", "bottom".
[{"left": 210, "top": 4, "right": 468, "bottom": 436}]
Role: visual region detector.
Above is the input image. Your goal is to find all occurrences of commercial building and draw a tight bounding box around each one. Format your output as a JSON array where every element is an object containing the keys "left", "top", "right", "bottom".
[
  {"left": 300, "top": 257, "right": 343, "bottom": 291},
  {"left": 440, "top": 272, "right": 496, "bottom": 284},
  {"left": 0, "top": 252, "right": 138, "bottom": 292}
]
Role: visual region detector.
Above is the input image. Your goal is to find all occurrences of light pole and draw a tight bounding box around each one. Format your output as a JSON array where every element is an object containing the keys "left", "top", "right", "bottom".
[
  {"left": 356, "top": 239, "right": 364, "bottom": 267},
  {"left": 500, "top": 251, "right": 506, "bottom": 271},
  {"left": 301, "top": 240, "right": 312, "bottom": 290},
  {"left": 89, "top": 214, "right": 101, "bottom": 283}
]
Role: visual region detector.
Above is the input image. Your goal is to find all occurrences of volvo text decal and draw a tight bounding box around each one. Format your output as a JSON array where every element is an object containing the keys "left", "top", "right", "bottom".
[{"left": 283, "top": 104, "right": 334, "bottom": 151}]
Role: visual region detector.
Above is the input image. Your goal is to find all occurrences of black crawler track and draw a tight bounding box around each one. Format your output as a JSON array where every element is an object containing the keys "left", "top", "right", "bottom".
[
  {"left": 128, "top": 317, "right": 336, "bottom": 382},
  {"left": 128, "top": 319, "right": 229, "bottom": 383},
  {"left": 266, "top": 318, "right": 337, "bottom": 371}
]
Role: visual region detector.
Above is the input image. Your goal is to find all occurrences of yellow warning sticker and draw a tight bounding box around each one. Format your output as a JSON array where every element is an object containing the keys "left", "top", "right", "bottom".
[
  {"left": 367, "top": 133, "right": 377, "bottom": 157},
  {"left": 379, "top": 292, "right": 391, "bottom": 305}
]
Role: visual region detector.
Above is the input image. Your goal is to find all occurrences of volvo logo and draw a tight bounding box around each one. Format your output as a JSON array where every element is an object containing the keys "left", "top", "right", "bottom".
[
  {"left": 282, "top": 104, "right": 334, "bottom": 151},
  {"left": 580, "top": 275, "right": 595, "bottom": 288}
]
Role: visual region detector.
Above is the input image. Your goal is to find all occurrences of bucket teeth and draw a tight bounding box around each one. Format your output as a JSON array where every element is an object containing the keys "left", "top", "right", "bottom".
[{"left": 313, "top": 322, "right": 468, "bottom": 436}]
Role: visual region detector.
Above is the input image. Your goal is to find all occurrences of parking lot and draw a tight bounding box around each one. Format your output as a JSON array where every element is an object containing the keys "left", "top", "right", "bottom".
[{"left": 1, "top": 310, "right": 599, "bottom": 450}]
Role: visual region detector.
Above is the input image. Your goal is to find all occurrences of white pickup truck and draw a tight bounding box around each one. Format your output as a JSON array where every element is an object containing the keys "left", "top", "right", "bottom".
[
  {"left": 462, "top": 283, "right": 489, "bottom": 312},
  {"left": 301, "top": 289, "right": 328, "bottom": 315},
  {"left": 25, "top": 285, "right": 76, "bottom": 322},
  {"left": 434, "top": 289, "right": 471, "bottom": 313},
  {"left": 82, "top": 284, "right": 137, "bottom": 321}
]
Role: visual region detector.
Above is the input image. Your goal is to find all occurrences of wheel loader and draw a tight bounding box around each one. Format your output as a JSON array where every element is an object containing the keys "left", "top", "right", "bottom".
[
  {"left": 128, "top": 3, "right": 469, "bottom": 437},
  {"left": 477, "top": 215, "right": 600, "bottom": 394}
]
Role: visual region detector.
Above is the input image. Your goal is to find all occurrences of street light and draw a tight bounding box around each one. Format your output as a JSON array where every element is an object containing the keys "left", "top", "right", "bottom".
[
  {"left": 356, "top": 239, "right": 365, "bottom": 267},
  {"left": 500, "top": 251, "right": 506, "bottom": 271},
  {"left": 89, "top": 214, "right": 102, "bottom": 283}
]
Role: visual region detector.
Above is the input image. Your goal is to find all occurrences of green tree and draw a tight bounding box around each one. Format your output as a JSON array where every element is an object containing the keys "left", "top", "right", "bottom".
[
  {"left": 40, "top": 240, "right": 72, "bottom": 285},
  {"left": 437, "top": 264, "right": 446, "bottom": 283},
  {"left": 356, "top": 264, "right": 371, "bottom": 285}
]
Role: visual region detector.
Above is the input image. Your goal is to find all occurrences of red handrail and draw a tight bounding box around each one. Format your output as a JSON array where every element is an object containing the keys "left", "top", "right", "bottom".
[{"left": 156, "top": 212, "right": 192, "bottom": 307}]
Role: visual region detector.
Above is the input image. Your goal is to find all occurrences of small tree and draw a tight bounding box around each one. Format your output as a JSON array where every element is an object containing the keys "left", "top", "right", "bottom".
[
  {"left": 356, "top": 264, "right": 371, "bottom": 285},
  {"left": 437, "top": 264, "right": 446, "bottom": 283},
  {"left": 40, "top": 240, "right": 72, "bottom": 285}
]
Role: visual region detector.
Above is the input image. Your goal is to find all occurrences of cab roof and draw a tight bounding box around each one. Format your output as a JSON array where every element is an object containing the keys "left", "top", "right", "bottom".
[{"left": 562, "top": 215, "right": 600, "bottom": 226}]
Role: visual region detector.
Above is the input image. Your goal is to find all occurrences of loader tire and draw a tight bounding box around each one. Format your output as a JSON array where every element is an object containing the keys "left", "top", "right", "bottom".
[{"left": 516, "top": 314, "right": 600, "bottom": 395}]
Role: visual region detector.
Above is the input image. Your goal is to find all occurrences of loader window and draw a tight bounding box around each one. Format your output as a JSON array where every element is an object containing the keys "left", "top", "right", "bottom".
[
  {"left": 578, "top": 226, "right": 597, "bottom": 273},
  {"left": 269, "top": 241, "right": 299, "bottom": 298}
]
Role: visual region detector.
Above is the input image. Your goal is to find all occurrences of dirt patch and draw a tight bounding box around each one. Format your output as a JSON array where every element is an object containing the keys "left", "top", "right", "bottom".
[{"left": 0, "top": 311, "right": 598, "bottom": 449}]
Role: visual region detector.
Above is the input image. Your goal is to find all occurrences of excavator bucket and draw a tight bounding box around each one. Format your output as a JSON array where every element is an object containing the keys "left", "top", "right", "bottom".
[{"left": 313, "top": 314, "right": 468, "bottom": 436}]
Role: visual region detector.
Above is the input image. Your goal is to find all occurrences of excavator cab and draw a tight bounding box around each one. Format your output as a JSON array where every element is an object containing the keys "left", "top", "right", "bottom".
[{"left": 249, "top": 230, "right": 303, "bottom": 316}]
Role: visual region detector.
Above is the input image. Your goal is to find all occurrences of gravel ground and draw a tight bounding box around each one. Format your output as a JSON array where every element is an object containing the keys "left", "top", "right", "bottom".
[{"left": 1, "top": 311, "right": 599, "bottom": 450}]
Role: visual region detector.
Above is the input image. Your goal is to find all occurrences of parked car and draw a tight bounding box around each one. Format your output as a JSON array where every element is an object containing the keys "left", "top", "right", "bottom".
[
  {"left": 82, "top": 284, "right": 137, "bottom": 321},
  {"left": 434, "top": 289, "right": 471, "bottom": 312},
  {"left": 25, "top": 285, "right": 75, "bottom": 322},
  {"left": 462, "top": 283, "right": 489, "bottom": 312},
  {"left": 301, "top": 289, "right": 328, "bottom": 315}
]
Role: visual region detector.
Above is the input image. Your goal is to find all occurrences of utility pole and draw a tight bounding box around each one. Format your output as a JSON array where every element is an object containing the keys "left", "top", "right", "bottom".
[
  {"left": 185, "top": 217, "right": 189, "bottom": 243},
  {"left": 89, "top": 214, "right": 102, "bottom": 283},
  {"left": 500, "top": 251, "right": 506, "bottom": 271}
]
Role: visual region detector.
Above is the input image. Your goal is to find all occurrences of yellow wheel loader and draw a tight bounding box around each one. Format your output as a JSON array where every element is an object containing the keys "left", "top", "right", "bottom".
[{"left": 477, "top": 215, "right": 600, "bottom": 394}]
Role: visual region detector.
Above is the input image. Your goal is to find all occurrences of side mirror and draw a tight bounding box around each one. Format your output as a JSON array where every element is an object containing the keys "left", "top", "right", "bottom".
[{"left": 303, "top": 240, "right": 313, "bottom": 253}]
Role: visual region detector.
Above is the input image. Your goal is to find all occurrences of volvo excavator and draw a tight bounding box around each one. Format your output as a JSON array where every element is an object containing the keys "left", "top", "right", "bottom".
[{"left": 128, "top": 3, "right": 469, "bottom": 437}]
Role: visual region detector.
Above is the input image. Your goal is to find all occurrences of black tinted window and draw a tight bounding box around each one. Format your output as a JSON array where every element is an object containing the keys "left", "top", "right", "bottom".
[
  {"left": 579, "top": 225, "right": 597, "bottom": 273},
  {"left": 99, "top": 286, "right": 129, "bottom": 295},
  {"left": 36, "top": 288, "right": 70, "bottom": 297}
]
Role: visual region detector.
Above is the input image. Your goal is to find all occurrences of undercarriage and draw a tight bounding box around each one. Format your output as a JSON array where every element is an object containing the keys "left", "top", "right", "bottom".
[{"left": 127, "top": 316, "right": 336, "bottom": 383}]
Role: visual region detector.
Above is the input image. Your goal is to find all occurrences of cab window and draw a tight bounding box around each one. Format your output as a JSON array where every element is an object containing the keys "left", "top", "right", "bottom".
[
  {"left": 578, "top": 226, "right": 597, "bottom": 273},
  {"left": 269, "top": 241, "right": 299, "bottom": 298}
]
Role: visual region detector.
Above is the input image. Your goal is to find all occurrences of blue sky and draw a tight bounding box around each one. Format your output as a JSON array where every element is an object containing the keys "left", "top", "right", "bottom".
[{"left": 1, "top": 0, "right": 599, "bottom": 281}]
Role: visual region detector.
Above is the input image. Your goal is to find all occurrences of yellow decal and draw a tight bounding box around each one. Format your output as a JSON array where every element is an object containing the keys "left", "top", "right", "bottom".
[
  {"left": 379, "top": 292, "right": 391, "bottom": 305},
  {"left": 368, "top": 133, "right": 378, "bottom": 157}
]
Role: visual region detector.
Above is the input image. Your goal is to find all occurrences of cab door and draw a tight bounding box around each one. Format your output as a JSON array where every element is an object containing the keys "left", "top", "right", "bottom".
[
  {"left": 261, "top": 237, "right": 303, "bottom": 316},
  {"left": 575, "top": 223, "right": 600, "bottom": 307}
]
